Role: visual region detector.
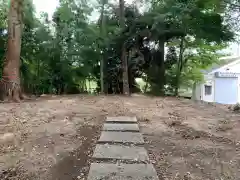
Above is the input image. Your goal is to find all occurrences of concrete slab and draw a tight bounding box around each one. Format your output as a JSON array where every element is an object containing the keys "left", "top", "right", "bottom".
[
  {"left": 92, "top": 144, "right": 149, "bottom": 161},
  {"left": 98, "top": 131, "right": 144, "bottom": 144},
  {"left": 103, "top": 123, "right": 139, "bottom": 132},
  {"left": 87, "top": 163, "right": 159, "bottom": 180},
  {"left": 106, "top": 116, "right": 137, "bottom": 123}
]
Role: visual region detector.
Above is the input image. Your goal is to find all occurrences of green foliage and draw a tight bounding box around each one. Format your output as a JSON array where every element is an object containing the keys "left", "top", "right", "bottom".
[
  {"left": 144, "top": 0, "right": 234, "bottom": 95},
  {"left": 0, "top": 0, "right": 236, "bottom": 96},
  {"left": 19, "top": 0, "right": 101, "bottom": 94},
  {"left": 0, "top": 0, "right": 8, "bottom": 77}
]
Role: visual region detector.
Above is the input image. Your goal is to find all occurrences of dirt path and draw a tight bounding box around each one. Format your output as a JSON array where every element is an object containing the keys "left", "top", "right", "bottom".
[
  {"left": 47, "top": 123, "right": 102, "bottom": 180},
  {"left": 1, "top": 95, "right": 240, "bottom": 179}
]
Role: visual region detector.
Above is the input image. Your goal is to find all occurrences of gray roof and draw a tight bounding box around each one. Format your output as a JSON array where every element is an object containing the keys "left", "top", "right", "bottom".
[{"left": 202, "top": 56, "right": 240, "bottom": 74}]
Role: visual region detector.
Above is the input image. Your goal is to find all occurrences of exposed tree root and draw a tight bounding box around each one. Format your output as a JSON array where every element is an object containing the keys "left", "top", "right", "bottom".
[{"left": 0, "top": 79, "right": 22, "bottom": 102}]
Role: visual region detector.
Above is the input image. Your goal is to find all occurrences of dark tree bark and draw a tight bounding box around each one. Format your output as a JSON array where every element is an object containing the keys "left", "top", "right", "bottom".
[
  {"left": 148, "top": 38, "right": 165, "bottom": 95},
  {"left": 158, "top": 38, "right": 165, "bottom": 95},
  {"left": 119, "top": 0, "right": 130, "bottom": 95}
]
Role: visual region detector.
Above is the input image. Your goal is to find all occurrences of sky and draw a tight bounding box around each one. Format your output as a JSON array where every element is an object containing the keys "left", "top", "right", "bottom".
[
  {"left": 32, "top": 0, "right": 239, "bottom": 56},
  {"left": 33, "top": 0, "right": 136, "bottom": 21},
  {"left": 32, "top": 0, "right": 135, "bottom": 17},
  {"left": 33, "top": 0, "right": 59, "bottom": 18}
]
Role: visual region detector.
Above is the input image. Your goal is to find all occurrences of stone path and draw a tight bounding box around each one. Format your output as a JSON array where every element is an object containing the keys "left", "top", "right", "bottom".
[
  {"left": 98, "top": 131, "right": 144, "bottom": 144},
  {"left": 103, "top": 123, "right": 139, "bottom": 132},
  {"left": 87, "top": 116, "right": 159, "bottom": 180}
]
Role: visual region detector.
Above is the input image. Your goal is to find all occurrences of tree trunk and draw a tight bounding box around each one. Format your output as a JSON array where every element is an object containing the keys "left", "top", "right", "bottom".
[
  {"left": 100, "top": 0, "right": 107, "bottom": 94},
  {"left": 0, "top": 0, "right": 24, "bottom": 102},
  {"left": 174, "top": 36, "right": 184, "bottom": 96},
  {"left": 159, "top": 38, "right": 165, "bottom": 95},
  {"left": 191, "top": 82, "right": 197, "bottom": 101},
  {"left": 119, "top": 0, "right": 130, "bottom": 95}
]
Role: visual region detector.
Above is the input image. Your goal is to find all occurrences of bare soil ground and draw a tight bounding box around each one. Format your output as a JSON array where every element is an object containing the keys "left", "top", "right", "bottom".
[{"left": 0, "top": 95, "right": 240, "bottom": 180}]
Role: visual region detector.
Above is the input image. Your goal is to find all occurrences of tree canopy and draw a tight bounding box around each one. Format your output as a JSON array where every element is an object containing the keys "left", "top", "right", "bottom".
[{"left": 0, "top": 0, "right": 237, "bottom": 98}]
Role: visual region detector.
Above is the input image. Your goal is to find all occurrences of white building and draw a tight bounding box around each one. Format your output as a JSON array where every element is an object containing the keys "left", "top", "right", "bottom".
[{"left": 193, "top": 56, "right": 240, "bottom": 104}]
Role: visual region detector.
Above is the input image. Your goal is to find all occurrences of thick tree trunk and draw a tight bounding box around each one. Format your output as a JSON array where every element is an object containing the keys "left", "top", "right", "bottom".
[
  {"left": 0, "top": 0, "right": 24, "bottom": 102},
  {"left": 119, "top": 0, "right": 130, "bottom": 95},
  {"left": 149, "top": 39, "right": 165, "bottom": 95}
]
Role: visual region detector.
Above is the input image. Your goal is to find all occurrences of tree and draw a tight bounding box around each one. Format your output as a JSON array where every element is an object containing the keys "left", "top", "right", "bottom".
[
  {"left": 174, "top": 36, "right": 185, "bottom": 96},
  {"left": 119, "top": 0, "right": 130, "bottom": 95},
  {"left": 144, "top": 0, "right": 233, "bottom": 95},
  {"left": 0, "top": 0, "right": 235, "bottom": 98},
  {"left": 99, "top": 0, "right": 108, "bottom": 93},
  {"left": 0, "top": 0, "right": 24, "bottom": 102}
]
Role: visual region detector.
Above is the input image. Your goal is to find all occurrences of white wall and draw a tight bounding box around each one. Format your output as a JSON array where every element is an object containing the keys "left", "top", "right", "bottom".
[
  {"left": 193, "top": 74, "right": 214, "bottom": 102},
  {"left": 214, "top": 77, "right": 239, "bottom": 104},
  {"left": 196, "top": 60, "right": 240, "bottom": 103},
  {"left": 201, "top": 74, "right": 215, "bottom": 102},
  {"left": 195, "top": 84, "right": 202, "bottom": 100},
  {"left": 238, "top": 75, "right": 240, "bottom": 103}
]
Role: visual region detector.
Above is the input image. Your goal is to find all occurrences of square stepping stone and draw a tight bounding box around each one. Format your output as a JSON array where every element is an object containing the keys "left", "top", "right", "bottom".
[
  {"left": 106, "top": 116, "right": 137, "bottom": 123},
  {"left": 87, "top": 163, "right": 159, "bottom": 180},
  {"left": 103, "top": 123, "right": 139, "bottom": 132},
  {"left": 98, "top": 131, "right": 144, "bottom": 144},
  {"left": 92, "top": 144, "right": 149, "bottom": 161}
]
